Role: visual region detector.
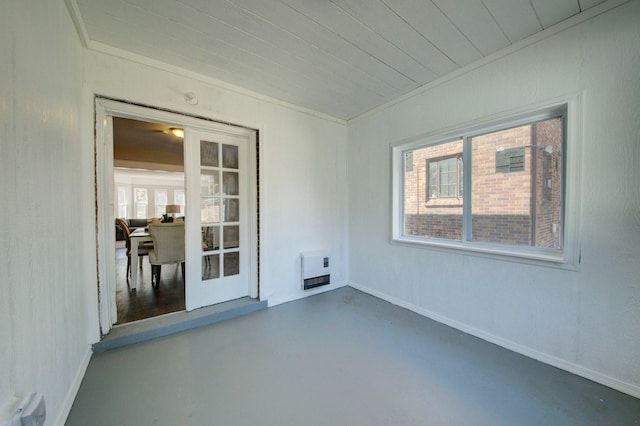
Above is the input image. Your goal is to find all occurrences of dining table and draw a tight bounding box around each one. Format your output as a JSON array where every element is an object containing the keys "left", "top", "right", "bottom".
[{"left": 129, "top": 227, "right": 153, "bottom": 291}]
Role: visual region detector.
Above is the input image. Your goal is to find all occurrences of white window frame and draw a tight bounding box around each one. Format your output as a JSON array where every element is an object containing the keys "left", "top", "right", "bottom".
[
  {"left": 174, "top": 189, "right": 185, "bottom": 215},
  {"left": 117, "top": 186, "right": 128, "bottom": 218},
  {"left": 154, "top": 188, "right": 168, "bottom": 217},
  {"left": 134, "top": 187, "right": 148, "bottom": 219},
  {"left": 391, "top": 96, "right": 582, "bottom": 269}
]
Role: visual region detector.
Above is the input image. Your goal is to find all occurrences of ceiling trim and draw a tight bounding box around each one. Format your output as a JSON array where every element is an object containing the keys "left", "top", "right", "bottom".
[
  {"left": 91, "top": 41, "right": 346, "bottom": 125},
  {"left": 64, "top": 0, "right": 90, "bottom": 48},
  {"left": 64, "top": 0, "right": 347, "bottom": 126},
  {"left": 66, "top": 0, "right": 345, "bottom": 124},
  {"left": 348, "top": 0, "right": 630, "bottom": 124},
  {"left": 66, "top": 0, "right": 628, "bottom": 125}
]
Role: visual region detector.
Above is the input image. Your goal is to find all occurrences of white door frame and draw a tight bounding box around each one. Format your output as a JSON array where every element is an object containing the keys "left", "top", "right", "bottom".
[{"left": 95, "top": 98, "right": 258, "bottom": 335}]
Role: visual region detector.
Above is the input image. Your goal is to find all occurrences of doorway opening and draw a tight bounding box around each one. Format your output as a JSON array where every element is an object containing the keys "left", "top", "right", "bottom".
[
  {"left": 113, "top": 117, "right": 186, "bottom": 324},
  {"left": 96, "top": 98, "right": 259, "bottom": 336}
]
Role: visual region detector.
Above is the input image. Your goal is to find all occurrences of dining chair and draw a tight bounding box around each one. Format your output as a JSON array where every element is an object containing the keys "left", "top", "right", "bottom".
[
  {"left": 148, "top": 222, "right": 185, "bottom": 288},
  {"left": 116, "top": 218, "right": 153, "bottom": 281}
]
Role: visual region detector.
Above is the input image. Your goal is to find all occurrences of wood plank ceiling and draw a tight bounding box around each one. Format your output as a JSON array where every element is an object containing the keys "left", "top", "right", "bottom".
[{"left": 73, "top": 0, "right": 611, "bottom": 120}]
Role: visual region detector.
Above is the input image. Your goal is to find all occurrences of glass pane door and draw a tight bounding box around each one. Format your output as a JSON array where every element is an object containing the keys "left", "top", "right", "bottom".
[
  {"left": 184, "top": 127, "right": 252, "bottom": 311},
  {"left": 200, "top": 141, "right": 241, "bottom": 280}
]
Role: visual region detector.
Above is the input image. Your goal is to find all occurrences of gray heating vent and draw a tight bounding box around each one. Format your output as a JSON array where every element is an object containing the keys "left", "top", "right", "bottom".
[
  {"left": 303, "top": 274, "right": 331, "bottom": 290},
  {"left": 301, "top": 251, "right": 330, "bottom": 290}
]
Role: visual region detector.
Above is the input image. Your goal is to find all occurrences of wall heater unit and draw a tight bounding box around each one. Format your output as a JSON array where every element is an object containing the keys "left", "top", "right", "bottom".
[{"left": 301, "top": 251, "right": 330, "bottom": 290}]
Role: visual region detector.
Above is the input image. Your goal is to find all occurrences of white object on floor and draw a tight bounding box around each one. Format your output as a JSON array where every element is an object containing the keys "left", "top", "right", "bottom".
[{"left": 0, "top": 393, "right": 45, "bottom": 426}]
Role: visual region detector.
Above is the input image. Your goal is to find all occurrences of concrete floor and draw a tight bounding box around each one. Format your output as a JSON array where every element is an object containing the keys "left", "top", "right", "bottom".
[{"left": 66, "top": 287, "right": 640, "bottom": 425}]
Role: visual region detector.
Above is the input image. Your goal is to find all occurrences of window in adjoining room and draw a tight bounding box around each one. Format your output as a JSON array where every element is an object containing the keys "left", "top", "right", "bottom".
[
  {"left": 155, "top": 189, "right": 168, "bottom": 217},
  {"left": 134, "top": 188, "right": 148, "bottom": 219},
  {"left": 174, "top": 189, "right": 185, "bottom": 215},
  {"left": 393, "top": 102, "right": 575, "bottom": 265},
  {"left": 117, "top": 187, "right": 128, "bottom": 218}
]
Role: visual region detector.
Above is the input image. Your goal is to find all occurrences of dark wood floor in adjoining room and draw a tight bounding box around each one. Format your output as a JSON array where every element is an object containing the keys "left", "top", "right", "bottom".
[{"left": 115, "top": 247, "right": 185, "bottom": 325}]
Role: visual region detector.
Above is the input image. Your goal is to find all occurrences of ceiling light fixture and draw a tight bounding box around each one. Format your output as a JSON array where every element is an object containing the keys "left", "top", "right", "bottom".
[{"left": 170, "top": 128, "right": 184, "bottom": 138}]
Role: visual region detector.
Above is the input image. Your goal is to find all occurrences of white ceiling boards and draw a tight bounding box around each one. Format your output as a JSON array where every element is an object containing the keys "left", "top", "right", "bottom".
[{"left": 72, "top": 0, "right": 616, "bottom": 120}]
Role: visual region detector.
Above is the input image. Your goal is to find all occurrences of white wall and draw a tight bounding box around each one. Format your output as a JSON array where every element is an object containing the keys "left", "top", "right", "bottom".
[
  {"left": 0, "top": 1, "right": 96, "bottom": 424},
  {"left": 348, "top": 1, "right": 640, "bottom": 397},
  {"left": 84, "top": 48, "right": 349, "bottom": 307}
]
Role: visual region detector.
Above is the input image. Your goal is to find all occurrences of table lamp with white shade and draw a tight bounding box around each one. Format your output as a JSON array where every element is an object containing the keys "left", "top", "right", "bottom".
[{"left": 163, "top": 204, "right": 181, "bottom": 222}]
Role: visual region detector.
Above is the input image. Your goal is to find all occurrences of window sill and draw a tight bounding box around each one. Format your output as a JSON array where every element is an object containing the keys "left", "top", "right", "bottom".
[
  {"left": 425, "top": 198, "right": 463, "bottom": 208},
  {"left": 391, "top": 236, "right": 578, "bottom": 270}
]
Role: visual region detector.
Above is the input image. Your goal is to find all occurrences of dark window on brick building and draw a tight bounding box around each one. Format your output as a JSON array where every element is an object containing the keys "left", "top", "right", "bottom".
[{"left": 428, "top": 156, "right": 463, "bottom": 198}]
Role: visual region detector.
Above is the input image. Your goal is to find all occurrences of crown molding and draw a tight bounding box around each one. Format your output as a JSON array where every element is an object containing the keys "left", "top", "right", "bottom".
[
  {"left": 349, "top": 0, "right": 630, "bottom": 124},
  {"left": 63, "top": 0, "right": 346, "bottom": 126},
  {"left": 64, "top": 0, "right": 90, "bottom": 48}
]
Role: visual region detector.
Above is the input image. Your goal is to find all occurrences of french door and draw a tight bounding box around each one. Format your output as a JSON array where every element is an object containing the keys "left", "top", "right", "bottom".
[
  {"left": 96, "top": 98, "right": 258, "bottom": 334},
  {"left": 184, "top": 128, "right": 255, "bottom": 311}
]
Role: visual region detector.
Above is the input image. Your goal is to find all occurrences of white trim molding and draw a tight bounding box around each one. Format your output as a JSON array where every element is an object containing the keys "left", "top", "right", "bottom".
[
  {"left": 348, "top": 281, "right": 640, "bottom": 399},
  {"left": 55, "top": 347, "right": 92, "bottom": 426}
]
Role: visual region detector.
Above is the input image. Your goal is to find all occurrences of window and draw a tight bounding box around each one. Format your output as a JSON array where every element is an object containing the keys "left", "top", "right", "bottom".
[
  {"left": 117, "top": 187, "right": 128, "bottom": 218},
  {"left": 428, "top": 155, "right": 463, "bottom": 199},
  {"left": 393, "top": 102, "right": 578, "bottom": 265},
  {"left": 134, "top": 188, "right": 147, "bottom": 219},
  {"left": 174, "top": 189, "right": 185, "bottom": 216},
  {"left": 155, "top": 189, "right": 168, "bottom": 217}
]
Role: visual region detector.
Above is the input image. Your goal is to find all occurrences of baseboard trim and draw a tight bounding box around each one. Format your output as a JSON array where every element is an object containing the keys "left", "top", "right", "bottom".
[
  {"left": 348, "top": 281, "right": 640, "bottom": 399},
  {"left": 267, "top": 281, "right": 348, "bottom": 307},
  {"left": 55, "top": 346, "right": 92, "bottom": 426}
]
